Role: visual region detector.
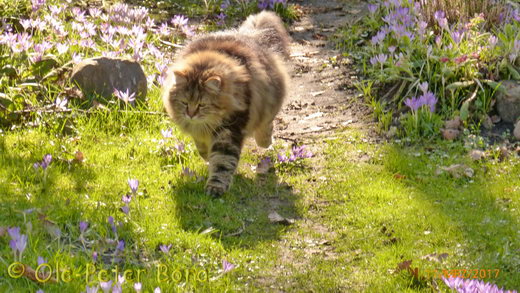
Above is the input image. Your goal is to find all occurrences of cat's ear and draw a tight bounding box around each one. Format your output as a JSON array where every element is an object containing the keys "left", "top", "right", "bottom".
[
  {"left": 173, "top": 70, "right": 187, "bottom": 85},
  {"left": 204, "top": 76, "right": 221, "bottom": 93}
]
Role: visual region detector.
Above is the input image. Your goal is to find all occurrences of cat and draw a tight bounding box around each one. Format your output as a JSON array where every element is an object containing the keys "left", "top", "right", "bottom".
[{"left": 162, "top": 11, "right": 290, "bottom": 197}]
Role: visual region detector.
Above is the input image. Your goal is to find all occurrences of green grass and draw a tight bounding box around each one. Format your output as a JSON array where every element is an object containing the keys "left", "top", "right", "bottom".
[{"left": 1, "top": 110, "right": 519, "bottom": 291}]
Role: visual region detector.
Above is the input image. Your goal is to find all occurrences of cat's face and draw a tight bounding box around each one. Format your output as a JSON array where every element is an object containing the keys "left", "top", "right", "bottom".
[
  {"left": 162, "top": 51, "right": 250, "bottom": 134},
  {"left": 164, "top": 71, "right": 228, "bottom": 132},
  {"left": 170, "top": 73, "right": 223, "bottom": 124}
]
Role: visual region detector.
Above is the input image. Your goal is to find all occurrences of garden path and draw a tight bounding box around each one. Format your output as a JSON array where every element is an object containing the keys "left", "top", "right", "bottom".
[{"left": 275, "top": 0, "right": 367, "bottom": 141}]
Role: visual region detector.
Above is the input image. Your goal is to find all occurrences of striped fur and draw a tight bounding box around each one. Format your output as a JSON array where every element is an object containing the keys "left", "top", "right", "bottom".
[{"left": 162, "top": 12, "right": 290, "bottom": 197}]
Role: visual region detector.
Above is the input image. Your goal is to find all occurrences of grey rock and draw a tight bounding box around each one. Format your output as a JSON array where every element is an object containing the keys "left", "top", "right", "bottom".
[
  {"left": 70, "top": 57, "right": 147, "bottom": 102},
  {"left": 496, "top": 80, "right": 520, "bottom": 123},
  {"left": 514, "top": 121, "right": 520, "bottom": 140}
]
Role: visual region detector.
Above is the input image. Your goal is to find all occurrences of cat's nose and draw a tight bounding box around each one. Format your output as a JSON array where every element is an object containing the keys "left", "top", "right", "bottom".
[{"left": 186, "top": 105, "right": 199, "bottom": 118}]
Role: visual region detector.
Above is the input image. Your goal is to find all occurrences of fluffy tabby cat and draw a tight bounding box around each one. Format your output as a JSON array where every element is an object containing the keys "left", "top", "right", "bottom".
[{"left": 162, "top": 11, "right": 290, "bottom": 197}]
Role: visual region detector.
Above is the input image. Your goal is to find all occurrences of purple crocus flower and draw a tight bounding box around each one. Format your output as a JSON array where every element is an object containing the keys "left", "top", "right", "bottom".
[
  {"left": 100, "top": 280, "right": 112, "bottom": 293},
  {"left": 154, "top": 288, "right": 161, "bottom": 293},
  {"left": 80, "top": 221, "right": 88, "bottom": 234},
  {"left": 85, "top": 286, "right": 99, "bottom": 293},
  {"left": 175, "top": 142, "right": 185, "bottom": 153},
  {"left": 31, "top": 0, "right": 46, "bottom": 12},
  {"left": 258, "top": 0, "right": 269, "bottom": 10},
  {"left": 370, "top": 53, "right": 388, "bottom": 66},
  {"left": 89, "top": 8, "right": 102, "bottom": 18},
  {"left": 112, "top": 284, "right": 122, "bottom": 293},
  {"left": 221, "top": 0, "right": 230, "bottom": 10},
  {"left": 451, "top": 30, "right": 464, "bottom": 44},
  {"left": 159, "top": 244, "right": 172, "bottom": 254},
  {"left": 277, "top": 153, "right": 289, "bottom": 163},
  {"left": 370, "top": 30, "right": 386, "bottom": 46},
  {"left": 42, "top": 154, "right": 52, "bottom": 168},
  {"left": 434, "top": 10, "right": 448, "bottom": 29},
  {"left": 222, "top": 260, "right": 235, "bottom": 273},
  {"left": 442, "top": 276, "right": 518, "bottom": 293},
  {"left": 161, "top": 129, "right": 173, "bottom": 138},
  {"left": 8, "top": 227, "right": 21, "bottom": 239},
  {"left": 181, "top": 167, "right": 196, "bottom": 177},
  {"left": 8, "top": 227, "right": 27, "bottom": 258},
  {"left": 108, "top": 216, "right": 117, "bottom": 234},
  {"left": 37, "top": 256, "right": 46, "bottom": 265},
  {"left": 113, "top": 88, "right": 136, "bottom": 104},
  {"left": 257, "top": 157, "right": 272, "bottom": 172},
  {"left": 158, "top": 23, "right": 169, "bottom": 36},
  {"left": 292, "top": 145, "right": 313, "bottom": 158},
  {"left": 116, "top": 240, "right": 125, "bottom": 251},
  {"left": 120, "top": 205, "right": 129, "bottom": 215},
  {"left": 171, "top": 15, "right": 189, "bottom": 27},
  {"left": 117, "top": 274, "right": 125, "bottom": 285},
  {"left": 122, "top": 194, "right": 132, "bottom": 204},
  {"left": 128, "top": 179, "right": 139, "bottom": 194},
  {"left": 367, "top": 4, "right": 378, "bottom": 14},
  {"left": 92, "top": 251, "right": 98, "bottom": 262},
  {"left": 421, "top": 92, "right": 438, "bottom": 112},
  {"left": 134, "top": 282, "right": 142, "bottom": 293},
  {"left": 418, "top": 82, "right": 428, "bottom": 94},
  {"left": 216, "top": 12, "right": 226, "bottom": 26},
  {"left": 404, "top": 97, "right": 421, "bottom": 111}
]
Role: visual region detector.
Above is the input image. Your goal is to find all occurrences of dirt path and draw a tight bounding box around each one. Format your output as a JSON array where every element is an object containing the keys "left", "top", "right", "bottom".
[
  {"left": 275, "top": 0, "right": 367, "bottom": 141},
  {"left": 254, "top": 1, "right": 368, "bottom": 290}
]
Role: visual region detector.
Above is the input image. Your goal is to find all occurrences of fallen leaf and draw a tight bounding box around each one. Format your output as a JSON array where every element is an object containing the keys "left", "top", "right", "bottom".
[
  {"left": 0, "top": 226, "right": 6, "bottom": 237},
  {"left": 74, "top": 150, "right": 84, "bottom": 163},
  {"left": 396, "top": 260, "right": 412, "bottom": 273},
  {"left": 19, "top": 264, "right": 57, "bottom": 283},
  {"left": 394, "top": 173, "right": 406, "bottom": 180}
]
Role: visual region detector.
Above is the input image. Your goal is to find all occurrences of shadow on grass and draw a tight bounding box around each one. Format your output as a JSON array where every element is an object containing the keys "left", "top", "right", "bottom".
[
  {"left": 171, "top": 170, "right": 301, "bottom": 249},
  {"left": 382, "top": 144, "right": 520, "bottom": 288}
]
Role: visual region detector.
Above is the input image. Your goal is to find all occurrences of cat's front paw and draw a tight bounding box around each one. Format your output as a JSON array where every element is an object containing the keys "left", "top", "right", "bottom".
[{"left": 205, "top": 183, "right": 228, "bottom": 197}]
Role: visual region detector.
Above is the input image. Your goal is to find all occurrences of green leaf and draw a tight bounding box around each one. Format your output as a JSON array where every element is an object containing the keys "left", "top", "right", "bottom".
[
  {"left": 507, "top": 64, "right": 520, "bottom": 80},
  {"left": 31, "top": 57, "right": 59, "bottom": 78},
  {"left": 460, "top": 100, "right": 470, "bottom": 121},
  {"left": 0, "top": 65, "right": 18, "bottom": 78},
  {"left": 446, "top": 81, "right": 475, "bottom": 91}
]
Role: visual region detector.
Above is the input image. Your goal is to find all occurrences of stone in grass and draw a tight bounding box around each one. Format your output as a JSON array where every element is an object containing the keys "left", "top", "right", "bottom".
[
  {"left": 268, "top": 211, "right": 294, "bottom": 226},
  {"left": 469, "top": 149, "right": 485, "bottom": 161},
  {"left": 514, "top": 121, "right": 520, "bottom": 140},
  {"left": 70, "top": 57, "right": 147, "bottom": 103},
  {"left": 444, "top": 116, "right": 461, "bottom": 129},
  {"left": 441, "top": 128, "right": 460, "bottom": 140},
  {"left": 496, "top": 80, "right": 520, "bottom": 123}
]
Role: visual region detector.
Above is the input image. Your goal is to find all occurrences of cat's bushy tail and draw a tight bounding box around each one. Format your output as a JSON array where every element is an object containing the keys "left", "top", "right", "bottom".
[{"left": 239, "top": 11, "right": 291, "bottom": 58}]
